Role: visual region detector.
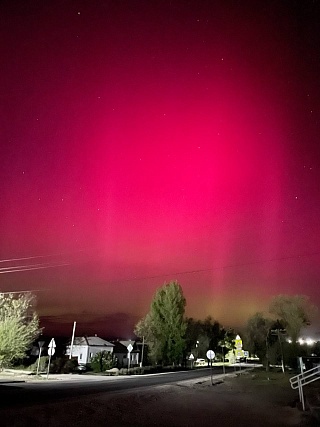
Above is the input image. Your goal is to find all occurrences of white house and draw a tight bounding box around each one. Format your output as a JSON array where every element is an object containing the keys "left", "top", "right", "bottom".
[{"left": 66, "top": 336, "right": 114, "bottom": 365}]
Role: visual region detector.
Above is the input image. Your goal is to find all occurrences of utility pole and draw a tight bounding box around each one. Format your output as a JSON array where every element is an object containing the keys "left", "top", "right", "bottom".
[
  {"left": 36, "top": 340, "right": 45, "bottom": 375},
  {"left": 140, "top": 336, "right": 145, "bottom": 368},
  {"left": 69, "top": 321, "right": 77, "bottom": 359}
]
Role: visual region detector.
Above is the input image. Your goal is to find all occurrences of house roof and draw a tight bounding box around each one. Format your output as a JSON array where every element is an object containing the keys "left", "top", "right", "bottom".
[
  {"left": 73, "top": 336, "right": 114, "bottom": 347},
  {"left": 112, "top": 341, "right": 128, "bottom": 353},
  {"left": 112, "top": 340, "right": 139, "bottom": 353},
  {"left": 119, "top": 340, "right": 135, "bottom": 348}
]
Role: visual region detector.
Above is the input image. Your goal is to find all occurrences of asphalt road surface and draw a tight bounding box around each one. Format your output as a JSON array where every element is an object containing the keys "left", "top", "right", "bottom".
[{"left": 0, "top": 366, "right": 235, "bottom": 409}]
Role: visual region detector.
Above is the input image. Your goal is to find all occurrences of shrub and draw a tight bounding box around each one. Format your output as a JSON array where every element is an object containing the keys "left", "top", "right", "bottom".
[
  {"left": 28, "top": 356, "right": 48, "bottom": 373},
  {"left": 61, "top": 359, "right": 78, "bottom": 373},
  {"left": 49, "top": 356, "right": 78, "bottom": 374},
  {"left": 90, "top": 351, "right": 116, "bottom": 372}
]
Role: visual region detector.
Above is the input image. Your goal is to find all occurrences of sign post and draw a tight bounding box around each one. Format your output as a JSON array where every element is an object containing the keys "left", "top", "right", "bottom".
[
  {"left": 235, "top": 334, "right": 243, "bottom": 372},
  {"left": 189, "top": 353, "right": 194, "bottom": 369},
  {"left": 47, "top": 338, "right": 56, "bottom": 379},
  {"left": 222, "top": 344, "right": 226, "bottom": 375},
  {"left": 36, "top": 341, "right": 45, "bottom": 375},
  {"left": 206, "top": 350, "right": 215, "bottom": 385},
  {"left": 127, "top": 343, "right": 133, "bottom": 371}
]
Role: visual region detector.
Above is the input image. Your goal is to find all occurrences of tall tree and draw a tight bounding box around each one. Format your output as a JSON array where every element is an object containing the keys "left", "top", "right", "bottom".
[
  {"left": 185, "top": 318, "right": 209, "bottom": 359},
  {"left": 269, "top": 294, "right": 317, "bottom": 345},
  {"left": 0, "top": 293, "right": 41, "bottom": 368},
  {"left": 185, "top": 316, "right": 226, "bottom": 360},
  {"left": 134, "top": 281, "right": 186, "bottom": 365},
  {"left": 245, "top": 312, "right": 272, "bottom": 369},
  {"left": 202, "top": 316, "right": 225, "bottom": 351}
]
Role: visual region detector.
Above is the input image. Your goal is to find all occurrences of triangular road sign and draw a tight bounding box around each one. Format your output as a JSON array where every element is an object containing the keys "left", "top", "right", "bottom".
[{"left": 48, "top": 338, "right": 56, "bottom": 348}]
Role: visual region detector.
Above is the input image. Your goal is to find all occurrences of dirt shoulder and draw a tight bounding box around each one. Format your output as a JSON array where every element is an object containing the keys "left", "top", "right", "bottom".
[{"left": 0, "top": 369, "right": 311, "bottom": 427}]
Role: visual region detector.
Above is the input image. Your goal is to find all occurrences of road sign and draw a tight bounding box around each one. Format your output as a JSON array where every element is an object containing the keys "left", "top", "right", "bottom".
[
  {"left": 48, "top": 338, "right": 56, "bottom": 349},
  {"left": 127, "top": 343, "right": 133, "bottom": 370},
  {"left": 189, "top": 353, "right": 194, "bottom": 360},
  {"left": 207, "top": 350, "right": 215, "bottom": 385},
  {"left": 47, "top": 338, "right": 56, "bottom": 379},
  {"left": 235, "top": 335, "right": 242, "bottom": 350},
  {"left": 48, "top": 347, "right": 55, "bottom": 356},
  {"left": 206, "top": 350, "right": 215, "bottom": 360}
]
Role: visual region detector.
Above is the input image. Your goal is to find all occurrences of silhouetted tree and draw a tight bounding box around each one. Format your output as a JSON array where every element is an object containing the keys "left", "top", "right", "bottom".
[
  {"left": 245, "top": 312, "right": 272, "bottom": 370},
  {"left": 185, "top": 316, "right": 226, "bottom": 360},
  {"left": 269, "top": 294, "right": 317, "bottom": 368},
  {"left": 203, "top": 316, "right": 225, "bottom": 351},
  {"left": 269, "top": 295, "right": 316, "bottom": 345},
  {"left": 221, "top": 328, "right": 237, "bottom": 358}
]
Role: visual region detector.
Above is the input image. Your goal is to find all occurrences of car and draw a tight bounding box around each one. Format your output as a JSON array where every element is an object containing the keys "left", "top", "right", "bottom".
[
  {"left": 76, "top": 364, "right": 87, "bottom": 373},
  {"left": 194, "top": 358, "right": 207, "bottom": 366}
]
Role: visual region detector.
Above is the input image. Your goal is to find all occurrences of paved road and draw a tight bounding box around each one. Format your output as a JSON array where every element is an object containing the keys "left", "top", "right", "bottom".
[{"left": 0, "top": 366, "right": 236, "bottom": 409}]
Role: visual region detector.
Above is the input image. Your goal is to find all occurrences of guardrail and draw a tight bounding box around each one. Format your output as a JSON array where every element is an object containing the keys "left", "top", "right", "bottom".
[{"left": 289, "top": 365, "right": 320, "bottom": 411}]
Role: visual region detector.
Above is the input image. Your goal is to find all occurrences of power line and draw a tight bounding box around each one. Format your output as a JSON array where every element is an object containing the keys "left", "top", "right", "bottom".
[
  {"left": 0, "top": 255, "right": 56, "bottom": 264},
  {"left": 0, "top": 249, "right": 319, "bottom": 280},
  {"left": 116, "top": 250, "right": 320, "bottom": 283},
  {"left": 0, "top": 247, "right": 92, "bottom": 264},
  {"left": 0, "top": 262, "right": 70, "bottom": 274},
  {"left": 0, "top": 289, "right": 45, "bottom": 294},
  {"left": 0, "top": 262, "right": 67, "bottom": 271}
]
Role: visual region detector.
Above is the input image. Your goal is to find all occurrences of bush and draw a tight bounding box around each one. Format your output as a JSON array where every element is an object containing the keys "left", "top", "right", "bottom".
[
  {"left": 50, "top": 357, "right": 78, "bottom": 374},
  {"left": 61, "top": 359, "right": 78, "bottom": 373},
  {"left": 28, "top": 356, "right": 48, "bottom": 373},
  {"left": 90, "top": 351, "right": 116, "bottom": 372},
  {"left": 132, "top": 367, "right": 144, "bottom": 375}
]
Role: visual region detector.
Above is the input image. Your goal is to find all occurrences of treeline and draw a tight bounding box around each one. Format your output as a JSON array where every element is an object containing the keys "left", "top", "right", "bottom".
[
  {"left": 134, "top": 281, "right": 318, "bottom": 369},
  {"left": 0, "top": 283, "right": 317, "bottom": 370}
]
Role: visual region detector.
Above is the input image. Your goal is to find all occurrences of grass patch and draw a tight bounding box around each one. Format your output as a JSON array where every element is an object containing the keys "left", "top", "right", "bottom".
[{"left": 233, "top": 367, "right": 293, "bottom": 388}]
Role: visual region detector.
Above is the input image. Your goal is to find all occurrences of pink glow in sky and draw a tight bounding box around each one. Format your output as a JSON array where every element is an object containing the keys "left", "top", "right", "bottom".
[{"left": 1, "top": 1, "right": 320, "bottom": 337}]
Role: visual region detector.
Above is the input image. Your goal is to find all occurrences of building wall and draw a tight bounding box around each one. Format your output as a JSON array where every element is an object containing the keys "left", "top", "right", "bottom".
[
  {"left": 114, "top": 352, "right": 140, "bottom": 367},
  {"left": 66, "top": 344, "right": 114, "bottom": 364},
  {"left": 66, "top": 345, "right": 89, "bottom": 364}
]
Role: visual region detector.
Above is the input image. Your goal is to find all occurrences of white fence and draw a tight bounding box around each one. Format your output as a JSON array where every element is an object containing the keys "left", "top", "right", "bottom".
[{"left": 289, "top": 365, "right": 320, "bottom": 411}]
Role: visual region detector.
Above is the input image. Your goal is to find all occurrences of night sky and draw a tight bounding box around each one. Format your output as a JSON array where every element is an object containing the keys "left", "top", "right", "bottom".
[{"left": 1, "top": 1, "right": 320, "bottom": 338}]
